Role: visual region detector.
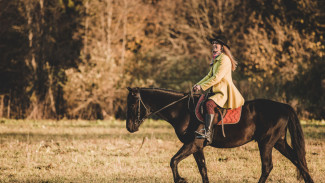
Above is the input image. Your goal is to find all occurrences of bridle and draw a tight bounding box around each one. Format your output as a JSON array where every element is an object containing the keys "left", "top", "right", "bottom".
[
  {"left": 133, "top": 91, "right": 192, "bottom": 126},
  {"left": 135, "top": 93, "right": 151, "bottom": 125}
]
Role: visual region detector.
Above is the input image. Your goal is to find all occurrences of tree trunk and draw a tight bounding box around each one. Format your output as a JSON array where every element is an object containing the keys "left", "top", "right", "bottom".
[
  {"left": 7, "top": 95, "right": 10, "bottom": 119},
  {"left": 0, "top": 95, "right": 4, "bottom": 118}
]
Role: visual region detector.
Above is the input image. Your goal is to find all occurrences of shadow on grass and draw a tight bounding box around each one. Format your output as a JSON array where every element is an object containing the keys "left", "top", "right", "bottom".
[
  {"left": 302, "top": 124, "right": 325, "bottom": 141},
  {"left": 303, "top": 131, "right": 325, "bottom": 140},
  {"left": 6, "top": 176, "right": 174, "bottom": 183},
  {"left": 1, "top": 125, "right": 323, "bottom": 143},
  {"left": 0, "top": 131, "right": 177, "bottom": 143}
]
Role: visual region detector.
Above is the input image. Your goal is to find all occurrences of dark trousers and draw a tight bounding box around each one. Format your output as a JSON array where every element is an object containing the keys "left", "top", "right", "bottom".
[{"left": 204, "top": 99, "right": 218, "bottom": 115}]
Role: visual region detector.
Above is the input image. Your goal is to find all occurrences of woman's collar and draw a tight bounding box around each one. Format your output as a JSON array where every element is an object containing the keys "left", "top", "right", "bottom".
[
  {"left": 210, "top": 53, "right": 223, "bottom": 66},
  {"left": 214, "top": 53, "right": 223, "bottom": 61}
]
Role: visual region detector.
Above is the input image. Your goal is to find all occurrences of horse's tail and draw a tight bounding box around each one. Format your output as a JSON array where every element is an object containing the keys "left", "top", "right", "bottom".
[{"left": 286, "top": 105, "right": 308, "bottom": 179}]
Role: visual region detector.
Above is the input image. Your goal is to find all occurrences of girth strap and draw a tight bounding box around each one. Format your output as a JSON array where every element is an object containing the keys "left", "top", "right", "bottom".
[{"left": 216, "top": 109, "right": 226, "bottom": 137}]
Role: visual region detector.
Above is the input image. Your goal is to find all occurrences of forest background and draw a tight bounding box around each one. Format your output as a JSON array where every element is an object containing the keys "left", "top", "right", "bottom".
[{"left": 0, "top": 0, "right": 324, "bottom": 120}]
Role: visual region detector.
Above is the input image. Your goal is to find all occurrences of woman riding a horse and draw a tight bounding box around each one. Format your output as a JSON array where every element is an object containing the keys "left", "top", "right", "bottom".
[
  {"left": 193, "top": 36, "right": 244, "bottom": 144},
  {"left": 126, "top": 36, "right": 314, "bottom": 183}
]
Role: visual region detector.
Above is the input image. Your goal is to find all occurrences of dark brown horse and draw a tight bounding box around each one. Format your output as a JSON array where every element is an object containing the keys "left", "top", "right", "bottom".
[{"left": 126, "top": 87, "right": 314, "bottom": 183}]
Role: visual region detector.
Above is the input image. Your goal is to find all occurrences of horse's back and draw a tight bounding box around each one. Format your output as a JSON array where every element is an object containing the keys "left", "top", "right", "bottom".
[
  {"left": 211, "top": 99, "right": 293, "bottom": 148},
  {"left": 242, "top": 99, "right": 293, "bottom": 141},
  {"left": 243, "top": 99, "right": 292, "bottom": 122}
]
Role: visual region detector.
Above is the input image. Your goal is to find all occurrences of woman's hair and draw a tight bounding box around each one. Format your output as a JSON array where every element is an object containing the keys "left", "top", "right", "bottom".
[{"left": 223, "top": 46, "right": 237, "bottom": 71}]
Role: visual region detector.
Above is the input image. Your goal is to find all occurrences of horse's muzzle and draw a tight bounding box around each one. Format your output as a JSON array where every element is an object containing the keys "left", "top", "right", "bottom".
[{"left": 126, "top": 119, "right": 139, "bottom": 133}]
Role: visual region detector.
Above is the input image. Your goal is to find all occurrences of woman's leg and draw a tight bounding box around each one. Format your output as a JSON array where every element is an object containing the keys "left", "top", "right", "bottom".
[
  {"left": 204, "top": 100, "right": 217, "bottom": 144},
  {"left": 196, "top": 99, "right": 217, "bottom": 145},
  {"left": 205, "top": 99, "right": 217, "bottom": 115}
]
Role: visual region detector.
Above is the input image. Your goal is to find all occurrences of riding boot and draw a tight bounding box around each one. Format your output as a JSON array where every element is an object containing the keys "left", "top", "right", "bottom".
[
  {"left": 205, "top": 114, "right": 215, "bottom": 145},
  {"left": 195, "top": 114, "right": 215, "bottom": 145}
]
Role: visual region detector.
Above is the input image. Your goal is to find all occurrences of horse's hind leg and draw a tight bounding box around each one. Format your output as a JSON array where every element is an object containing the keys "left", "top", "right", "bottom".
[
  {"left": 193, "top": 149, "right": 209, "bottom": 183},
  {"left": 257, "top": 140, "right": 274, "bottom": 183},
  {"left": 170, "top": 140, "right": 204, "bottom": 183},
  {"left": 274, "top": 139, "right": 314, "bottom": 183}
]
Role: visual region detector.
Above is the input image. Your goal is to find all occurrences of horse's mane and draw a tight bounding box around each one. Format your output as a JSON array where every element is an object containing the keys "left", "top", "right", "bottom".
[{"left": 140, "top": 87, "right": 186, "bottom": 97}]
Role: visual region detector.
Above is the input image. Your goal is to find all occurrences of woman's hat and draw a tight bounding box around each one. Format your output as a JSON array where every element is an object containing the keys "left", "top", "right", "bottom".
[{"left": 209, "top": 35, "right": 230, "bottom": 49}]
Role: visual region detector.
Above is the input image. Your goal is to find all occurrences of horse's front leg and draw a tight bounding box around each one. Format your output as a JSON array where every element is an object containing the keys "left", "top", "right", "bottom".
[
  {"left": 193, "top": 149, "right": 209, "bottom": 183},
  {"left": 170, "top": 140, "right": 205, "bottom": 183}
]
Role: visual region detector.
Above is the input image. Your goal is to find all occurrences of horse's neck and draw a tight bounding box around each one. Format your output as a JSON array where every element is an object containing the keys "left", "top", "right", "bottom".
[
  {"left": 141, "top": 89, "right": 184, "bottom": 111},
  {"left": 140, "top": 89, "right": 195, "bottom": 142}
]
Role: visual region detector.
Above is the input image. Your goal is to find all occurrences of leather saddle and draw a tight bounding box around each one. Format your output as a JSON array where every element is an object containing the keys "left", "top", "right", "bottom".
[
  {"left": 194, "top": 93, "right": 243, "bottom": 137},
  {"left": 195, "top": 93, "right": 226, "bottom": 124}
]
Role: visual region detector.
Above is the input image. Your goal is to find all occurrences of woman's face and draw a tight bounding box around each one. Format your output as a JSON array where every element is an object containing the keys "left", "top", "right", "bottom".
[{"left": 212, "top": 43, "right": 222, "bottom": 57}]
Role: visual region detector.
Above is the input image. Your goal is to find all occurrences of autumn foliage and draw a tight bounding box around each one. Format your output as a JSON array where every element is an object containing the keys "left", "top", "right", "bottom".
[{"left": 0, "top": 0, "right": 324, "bottom": 120}]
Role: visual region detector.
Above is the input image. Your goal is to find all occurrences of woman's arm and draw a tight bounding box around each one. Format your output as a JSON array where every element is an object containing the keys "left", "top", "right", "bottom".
[
  {"left": 196, "top": 67, "right": 212, "bottom": 85},
  {"left": 200, "top": 57, "right": 231, "bottom": 91}
]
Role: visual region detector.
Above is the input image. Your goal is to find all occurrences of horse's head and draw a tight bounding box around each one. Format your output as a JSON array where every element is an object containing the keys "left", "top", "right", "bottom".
[{"left": 126, "top": 87, "right": 148, "bottom": 133}]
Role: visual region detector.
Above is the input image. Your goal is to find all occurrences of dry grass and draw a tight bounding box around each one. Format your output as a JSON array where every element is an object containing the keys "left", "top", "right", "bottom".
[{"left": 0, "top": 118, "right": 324, "bottom": 183}]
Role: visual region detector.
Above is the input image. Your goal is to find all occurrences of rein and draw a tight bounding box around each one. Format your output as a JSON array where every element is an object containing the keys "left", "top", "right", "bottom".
[
  {"left": 135, "top": 89, "right": 226, "bottom": 137},
  {"left": 136, "top": 92, "right": 190, "bottom": 124}
]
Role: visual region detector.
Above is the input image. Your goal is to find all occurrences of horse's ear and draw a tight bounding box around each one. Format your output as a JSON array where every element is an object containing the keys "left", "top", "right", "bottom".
[{"left": 127, "top": 87, "right": 132, "bottom": 92}]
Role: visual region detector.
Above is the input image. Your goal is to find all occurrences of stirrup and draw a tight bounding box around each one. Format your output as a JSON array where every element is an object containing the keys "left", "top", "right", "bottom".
[{"left": 195, "top": 128, "right": 207, "bottom": 138}]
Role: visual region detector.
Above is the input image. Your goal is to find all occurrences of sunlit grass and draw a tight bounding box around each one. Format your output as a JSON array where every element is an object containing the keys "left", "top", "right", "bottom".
[{"left": 0, "top": 118, "right": 324, "bottom": 182}]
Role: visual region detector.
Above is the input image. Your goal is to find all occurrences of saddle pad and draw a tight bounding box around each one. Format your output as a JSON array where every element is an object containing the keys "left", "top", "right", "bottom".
[{"left": 195, "top": 94, "right": 242, "bottom": 125}]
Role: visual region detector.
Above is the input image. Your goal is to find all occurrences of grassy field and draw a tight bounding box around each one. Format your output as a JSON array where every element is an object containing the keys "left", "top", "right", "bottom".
[{"left": 0, "top": 119, "right": 324, "bottom": 183}]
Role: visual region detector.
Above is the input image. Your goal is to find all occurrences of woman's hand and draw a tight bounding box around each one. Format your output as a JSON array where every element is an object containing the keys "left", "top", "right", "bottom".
[{"left": 192, "top": 85, "right": 202, "bottom": 92}]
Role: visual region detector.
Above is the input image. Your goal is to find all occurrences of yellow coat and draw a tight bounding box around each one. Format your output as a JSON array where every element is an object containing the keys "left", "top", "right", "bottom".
[{"left": 196, "top": 53, "right": 245, "bottom": 109}]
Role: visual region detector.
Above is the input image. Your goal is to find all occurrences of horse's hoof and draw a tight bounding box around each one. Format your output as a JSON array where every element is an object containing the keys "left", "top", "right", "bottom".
[{"left": 176, "top": 178, "right": 187, "bottom": 183}]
